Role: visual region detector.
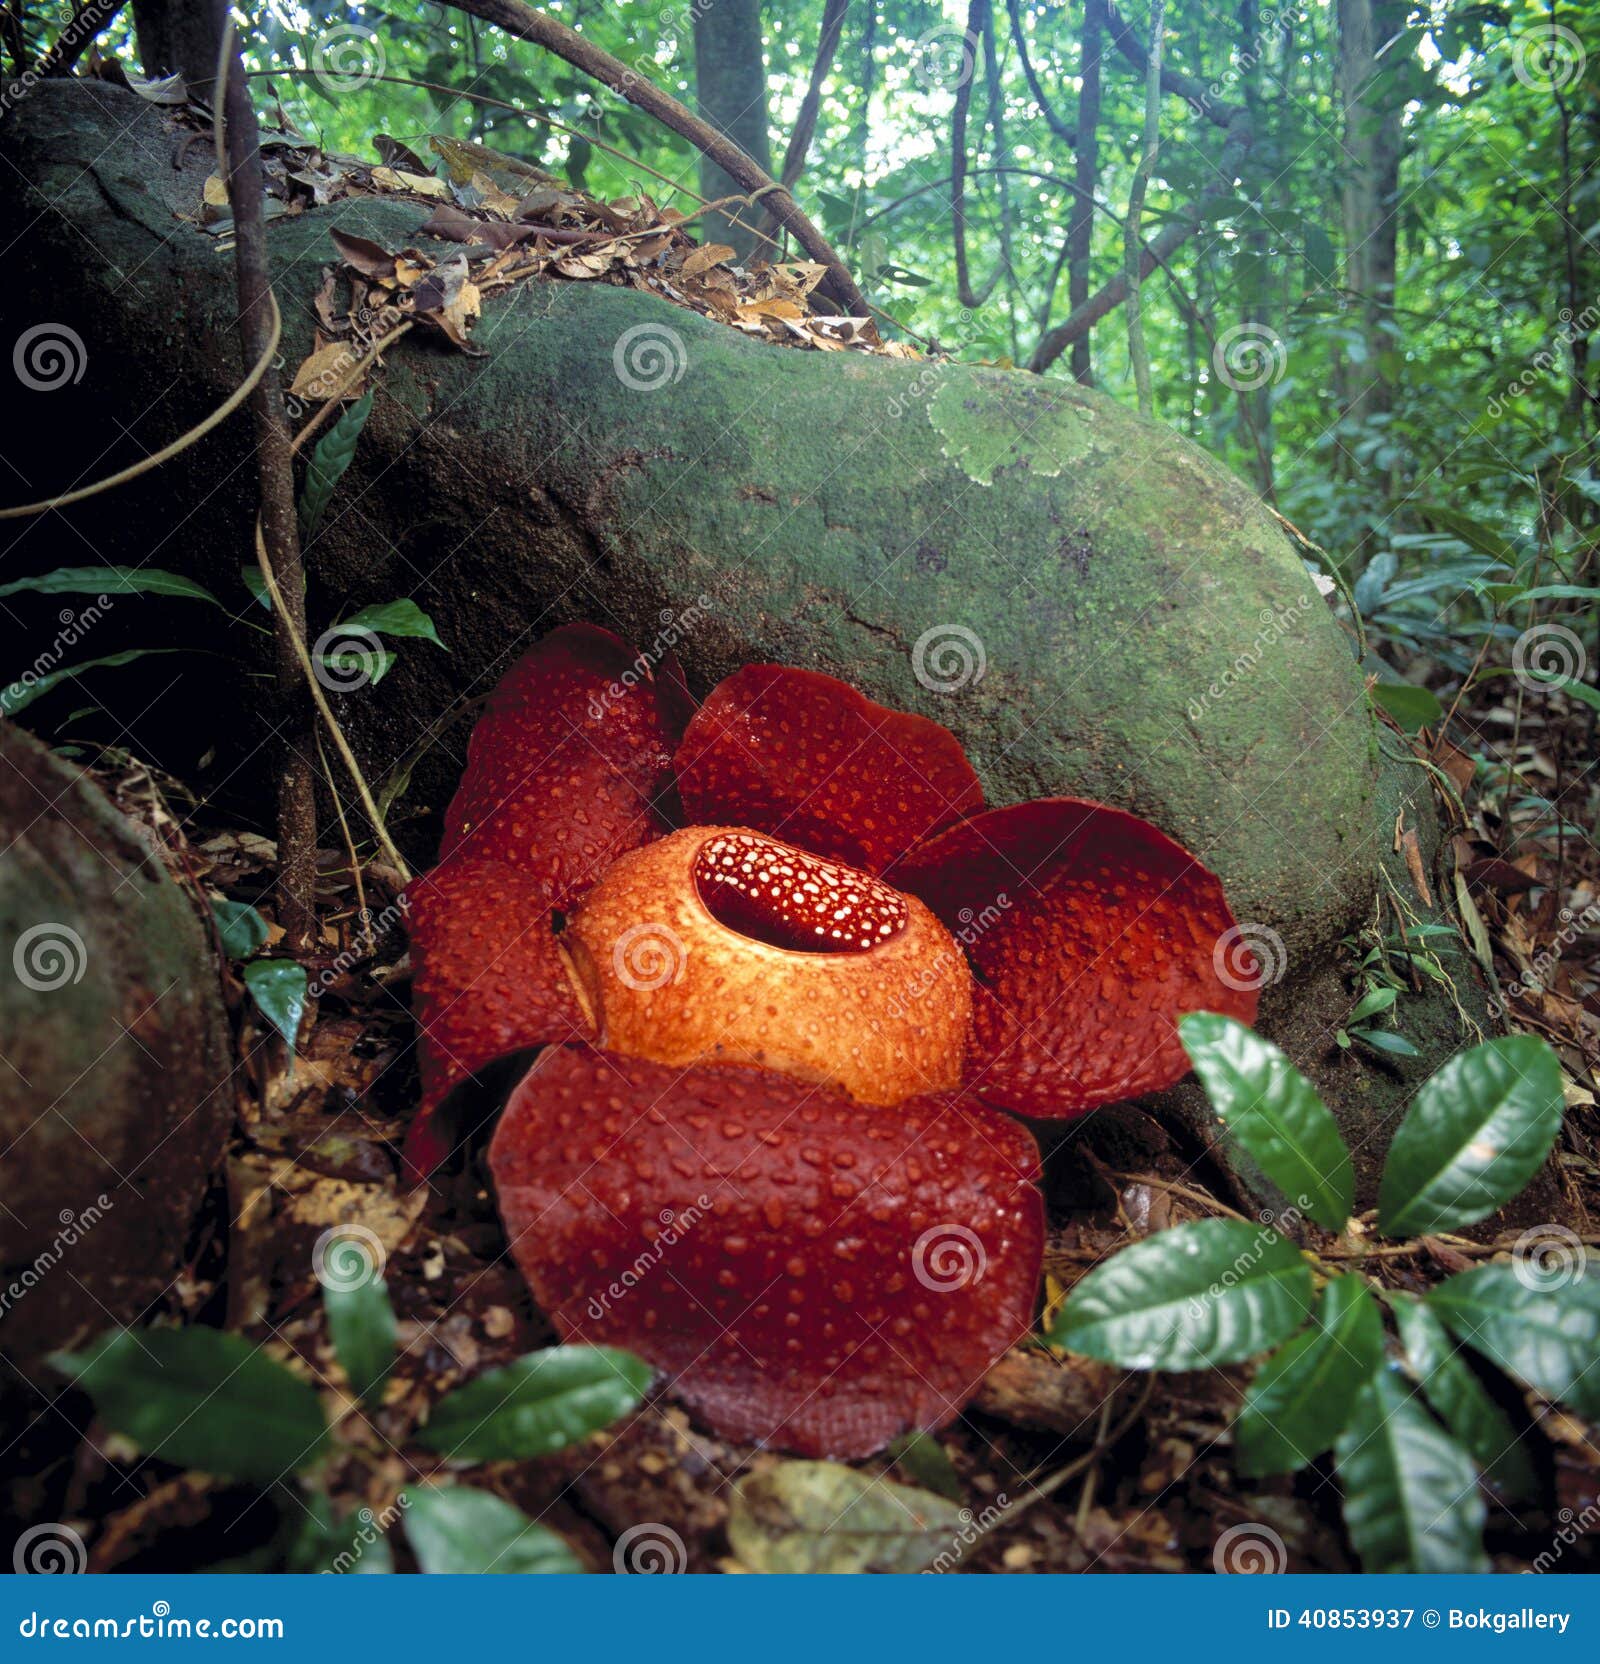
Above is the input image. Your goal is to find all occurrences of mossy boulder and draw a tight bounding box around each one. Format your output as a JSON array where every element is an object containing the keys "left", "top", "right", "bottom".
[{"left": 0, "top": 726, "right": 232, "bottom": 1369}]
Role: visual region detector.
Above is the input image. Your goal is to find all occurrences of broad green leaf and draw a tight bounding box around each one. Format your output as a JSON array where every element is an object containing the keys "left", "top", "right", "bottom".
[
  {"left": 241, "top": 566, "right": 271, "bottom": 609},
  {"left": 299, "top": 390, "right": 373, "bottom": 537},
  {"left": 338, "top": 598, "right": 447, "bottom": 651},
  {"left": 1335, "top": 1368, "right": 1487, "bottom": 1572},
  {"left": 1419, "top": 503, "right": 1519, "bottom": 565},
  {"left": 1180, "top": 1014, "right": 1353, "bottom": 1232},
  {"left": 404, "top": 1486, "right": 581, "bottom": 1573},
  {"left": 0, "top": 566, "right": 219, "bottom": 604},
  {"left": 1517, "top": 666, "right": 1600, "bottom": 713},
  {"left": 243, "top": 959, "right": 308, "bottom": 1053},
  {"left": 1393, "top": 1297, "right": 1537, "bottom": 1502},
  {"left": 323, "top": 1277, "right": 397, "bottom": 1407},
  {"left": 727, "top": 1461, "right": 965, "bottom": 1574},
  {"left": 211, "top": 898, "right": 267, "bottom": 960},
  {"left": 1236, "top": 1277, "right": 1383, "bottom": 1476},
  {"left": 886, "top": 1430, "right": 963, "bottom": 1501},
  {"left": 1371, "top": 681, "right": 1443, "bottom": 731},
  {"left": 49, "top": 1327, "right": 328, "bottom": 1482},
  {"left": 418, "top": 1345, "right": 651, "bottom": 1460},
  {"left": 1049, "top": 1218, "right": 1313, "bottom": 1370},
  {"left": 2, "top": 648, "right": 183, "bottom": 717},
  {"left": 1348, "top": 985, "right": 1399, "bottom": 1021},
  {"left": 1429, "top": 1265, "right": 1600, "bottom": 1417},
  {"left": 1353, "top": 1027, "right": 1421, "bottom": 1057},
  {"left": 1508, "top": 584, "right": 1600, "bottom": 604},
  {"left": 1377, "top": 1036, "right": 1563, "bottom": 1236}
]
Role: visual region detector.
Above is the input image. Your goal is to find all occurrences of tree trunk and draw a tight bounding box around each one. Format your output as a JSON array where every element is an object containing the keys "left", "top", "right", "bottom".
[
  {"left": 131, "top": 0, "right": 224, "bottom": 89},
  {"left": 1335, "top": 0, "right": 1403, "bottom": 553},
  {"left": 691, "top": 0, "right": 773, "bottom": 260},
  {"left": 1067, "top": 0, "right": 1104, "bottom": 384}
]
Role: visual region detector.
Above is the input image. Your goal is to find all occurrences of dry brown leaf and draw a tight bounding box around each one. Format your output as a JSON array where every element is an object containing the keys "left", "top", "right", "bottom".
[
  {"left": 289, "top": 341, "right": 364, "bottom": 400},
  {"left": 681, "top": 242, "right": 736, "bottom": 278}
]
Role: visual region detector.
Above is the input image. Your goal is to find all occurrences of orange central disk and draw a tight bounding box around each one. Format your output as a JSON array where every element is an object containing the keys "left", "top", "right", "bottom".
[{"left": 563, "top": 826, "right": 972, "bottom": 1105}]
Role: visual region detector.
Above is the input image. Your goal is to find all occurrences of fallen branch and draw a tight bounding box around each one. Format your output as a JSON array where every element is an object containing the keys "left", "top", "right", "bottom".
[{"left": 438, "top": 0, "right": 868, "bottom": 315}]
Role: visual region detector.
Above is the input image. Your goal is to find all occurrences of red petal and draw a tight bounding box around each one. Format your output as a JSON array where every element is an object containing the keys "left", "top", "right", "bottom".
[
  {"left": 490, "top": 1046, "right": 1042, "bottom": 1459},
  {"left": 673, "top": 665, "right": 982, "bottom": 874},
  {"left": 892, "top": 798, "right": 1257, "bottom": 1117},
  {"left": 439, "top": 624, "right": 688, "bottom": 903},
  {"left": 405, "top": 857, "right": 593, "bottom": 1177}
]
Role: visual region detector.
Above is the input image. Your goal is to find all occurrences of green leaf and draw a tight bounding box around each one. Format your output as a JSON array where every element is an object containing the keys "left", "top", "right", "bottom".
[
  {"left": 1377, "top": 1036, "right": 1563, "bottom": 1236},
  {"left": 1517, "top": 666, "right": 1600, "bottom": 713},
  {"left": 323, "top": 1276, "right": 397, "bottom": 1407},
  {"left": 1304, "top": 223, "right": 1337, "bottom": 286},
  {"left": 241, "top": 566, "right": 271, "bottom": 610},
  {"left": 1371, "top": 681, "right": 1443, "bottom": 731},
  {"left": 1429, "top": 1265, "right": 1600, "bottom": 1417},
  {"left": 299, "top": 390, "right": 373, "bottom": 537},
  {"left": 1335, "top": 1368, "right": 1487, "bottom": 1572},
  {"left": 210, "top": 898, "right": 267, "bottom": 960},
  {"left": 1352, "top": 1027, "right": 1421, "bottom": 1057},
  {"left": 886, "top": 1430, "right": 963, "bottom": 1501},
  {"left": 2, "top": 648, "right": 184, "bottom": 717},
  {"left": 285, "top": 1495, "right": 395, "bottom": 1574},
  {"left": 727, "top": 1461, "right": 966, "bottom": 1574},
  {"left": 0, "top": 566, "right": 219, "bottom": 604},
  {"left": 315, "top": 646, "right": 397, "bottom": 686},
  {"left": 1348, "top": 985, "right": 1399, "bottom": 1021},
  {"left": 242, "top": 959, "right": 308, "bottom": 1053},
  {"left": 1048, "top": 1218, "right": 1313, "bottom": 1370},
  {"left": 1418, "top": 503, "right": 1519, "bottom": 565},
  {"left": 337, "top": 598, "right": 447, "bottom": 651},
  {"left": 1393, "top": 1297, "right": 1537, "bottom": 1502},
  {"left": 49, "top": 1327, "right": 328, "bottom": 1482},
  {"left": 418, "top": 1345, "right": 651, "bottom": 1460},
  {"left": 404, "top": 1486, "right": 581, "bottom": 1573},
  {"left": 1236, "top": 1277, "right": 1383, "bottom": 1476},
  {"left": 1179, "top": 1014, "right": 1354, "bottom": 1232}
]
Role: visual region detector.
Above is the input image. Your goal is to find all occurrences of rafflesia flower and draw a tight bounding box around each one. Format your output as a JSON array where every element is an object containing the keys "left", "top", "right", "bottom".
[{"left": 405, "top": 624, "right": 1255, "bottom": 1457}]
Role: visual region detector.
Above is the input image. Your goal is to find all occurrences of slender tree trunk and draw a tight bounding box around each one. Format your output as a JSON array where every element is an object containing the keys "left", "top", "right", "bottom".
[
  {"left": 1238, "top": 0, "right": 1274, "bottom": 499},
  {"left": 1068, "top": 0, "right": 1104, "bottom": 384},
  {"left": 1335, "top": 0, "right": 1403, "bottom": 552},
  {"left": 692, "top": 0, "right": 773, "bottom": 259}
]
